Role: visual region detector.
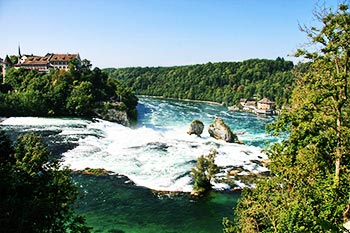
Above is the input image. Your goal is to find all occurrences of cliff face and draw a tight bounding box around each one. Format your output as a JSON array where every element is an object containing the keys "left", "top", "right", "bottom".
[
  {"left": 95, "top": 108, "right": 130, "bottom": 126},
  {"left": 94, "top": 102, "right": 134, "bottom": 126}
]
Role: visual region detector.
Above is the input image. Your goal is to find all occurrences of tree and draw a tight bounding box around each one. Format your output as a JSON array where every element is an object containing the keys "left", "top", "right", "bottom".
[
  {"left": 0, "top": 132, "right": 91, "bottom": 232},
  {"left": 66, "top": 81, "right": 94, "bottom": 116},
  {"left": 0, "top": 59, "right": 138, "bottom": 121},
  {"left": 81, "top": 59, "right": 92, "bottom": 72},
  {"left": 9, "top": 55, "right": 18, "bottom": 65},
  {"left": 296, "top": 3, "right": 350, "bottom": 186},
  {"left": 68, "top": 58, "right": 81, "bottom": 72},
  {"left": 191, "top": 149, "right": 219, "bottom": 195},
  {"left": 224, "top": 4, "right": 350, "bottom": 232},
  {"left": 103, "top": 58, "right": 295, "bottom": 107}
]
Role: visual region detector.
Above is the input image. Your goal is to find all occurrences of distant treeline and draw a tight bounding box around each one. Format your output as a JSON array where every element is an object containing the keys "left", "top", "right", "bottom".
[
  {"left": 104, "top": 57, "right": 299, "bottom": 108},
  {"left": 0, "top": 61, "right": 138, "bottom": 119}
]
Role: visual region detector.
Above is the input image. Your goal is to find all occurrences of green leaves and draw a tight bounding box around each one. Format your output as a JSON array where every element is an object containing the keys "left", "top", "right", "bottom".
[
  {"left": 0, "top": 61, "right": 138, "bottom": 120},
  {"left": 225, "top": 3, "right": 350, "bottom": 233},
  {"left": 191, "top": 149, "right": 219, "bottom": 194},
  {"left": 104, "top": 58, "right": 295, "bottom": 108},
  {"left": 0, "top": 132, "right": 91, "bottom": 232},
  {"left": 14, "top": 133, "right": 50, "bottom": 176},
  {"left": 66, "top": 81, "right": 94, "bottom": 116}
]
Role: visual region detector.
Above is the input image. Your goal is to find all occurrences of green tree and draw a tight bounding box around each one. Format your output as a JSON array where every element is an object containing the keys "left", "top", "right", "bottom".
[
  {"left": 9, "top": 55, "right": 18, "bottom": 64},
  {"left": 66, "top": 81, "right": 94, "bottom": 116},
  {"left": 224, "top": 4, "right": 350, "bottom": 232},
  {"left": 68, "top": 58, "right": 81, "bottom": 73},
  {"left": 0, "top": 59, "right": 138, "bottom": 121},
  {"left": 0, "top": 132, "right": 91, "bottom": 233},
  {"left": 81, "top": 59, "right": 92, "bottom": 72},
  {"left": 191, "top": 149, "right": 219, "bottom": 195},
  {"left": 104, "top": 58, "right": 295, "bottom": 107}
]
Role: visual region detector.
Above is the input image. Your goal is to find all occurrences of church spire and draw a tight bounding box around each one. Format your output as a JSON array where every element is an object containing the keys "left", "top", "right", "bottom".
[{"left": 18, "top": 43, "right": 21, "bottom": 57}]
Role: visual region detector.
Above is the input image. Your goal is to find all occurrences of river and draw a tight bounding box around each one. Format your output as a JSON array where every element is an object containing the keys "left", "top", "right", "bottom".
[{"left": 0, "top": 96, "right": 278, "bottom": 233}]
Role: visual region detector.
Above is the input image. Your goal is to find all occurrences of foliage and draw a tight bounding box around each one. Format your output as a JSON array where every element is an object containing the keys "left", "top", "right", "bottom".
[
  {"left": 191, "top": 149, "right": 219, "bottom": 194},
  {"left": 80, "top": 167, "right": 110, "bottom": 176},
  {"left": 0, "top": 132, "right": 91, "bottom": 232},
  {"left": 66, "top": 81, "right": 94, "bottom": 116},
  {"left": 225, "top": 4, "right": 350, "bottom": 232},
  {"left": 104, "top": 58, "right": 295, "bottom": 108},
  {"left": 9, "top": 55, "right": 18, "bottom": 65},
  {"left": 0, "top": 63, "right": 138, "bottom": 120}
]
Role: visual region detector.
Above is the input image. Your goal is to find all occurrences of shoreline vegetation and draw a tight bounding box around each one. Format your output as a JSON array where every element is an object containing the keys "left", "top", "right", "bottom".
[
  {"left": 224, "top": 4, "right": 350, "bottom": 232},
  {"left": 1, "top": 2, "right": 348, "bottom": 232},
  {"left": 104, "top": 58, "right": 296, "bottom": 109},
  {"left": 0, "top": 61, "right": 138, "bottom": 126}
]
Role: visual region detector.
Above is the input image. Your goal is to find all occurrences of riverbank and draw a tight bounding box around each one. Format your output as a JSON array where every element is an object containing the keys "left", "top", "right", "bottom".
[{"left": 138, "top": 95, "right": 224, "bottom": 106}]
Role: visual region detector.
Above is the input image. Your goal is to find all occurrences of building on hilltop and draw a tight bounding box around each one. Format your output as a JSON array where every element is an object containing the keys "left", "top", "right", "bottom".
[
  {"left": 1, "top": 47, "right": 81, "bottom": 81},
  {"left": 17, "top": 53, "right": 81, "bottom": 72},
  {"left": 17, "top": 54, "right": 51, "bottom": 72},
  {"left": 48, "top": 54, "right": 80, "bottom": 70}
]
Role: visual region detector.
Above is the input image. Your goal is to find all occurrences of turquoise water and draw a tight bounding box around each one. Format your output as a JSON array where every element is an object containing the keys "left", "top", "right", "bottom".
[
  {"left": 137, "top": 96, "right": 277, "bottom": 148},
  {"left": 74, "top": 174, "right": 240, "bottom": 233},
  {"left": 0, "top": 96, "right": 278, "bottom": 233}
]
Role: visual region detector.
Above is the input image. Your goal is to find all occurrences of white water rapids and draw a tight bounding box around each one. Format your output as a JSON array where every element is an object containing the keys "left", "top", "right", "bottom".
[{"left": 0, "top": 97, "right": 276, "bottom": 192}]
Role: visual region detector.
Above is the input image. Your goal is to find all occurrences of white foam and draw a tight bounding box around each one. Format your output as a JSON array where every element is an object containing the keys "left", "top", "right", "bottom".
[
  {"left": 2, "top": 97, "right": 274, "bottom": 192},
  {"left": 61, "top": 118, "right": 268, "bottom": 192},
  {"left": 0, "top": 117, "right": 89, "bottom": 126}
]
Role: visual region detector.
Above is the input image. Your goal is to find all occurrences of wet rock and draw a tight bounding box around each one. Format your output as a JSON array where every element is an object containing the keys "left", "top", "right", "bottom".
[
  {"left": 187, "top": 119, "right": 204, "bottom": 136},
  {"left": 208, "top": 117, "right": 238, "bottom": 143},
  {"left": 94, "top": 108, "right": 130, "bottom": 126}
]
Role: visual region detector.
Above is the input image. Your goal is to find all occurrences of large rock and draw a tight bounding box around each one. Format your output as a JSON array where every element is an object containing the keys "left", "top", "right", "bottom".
[
  {"left": 94, "top": 107, "right": 130, "bottom": 126},
  {"left": 187, "top": 119, "right": 204, "bottom": 136},
  {"left": 208, "top": 117, "right": 238, "bottom": 143}
]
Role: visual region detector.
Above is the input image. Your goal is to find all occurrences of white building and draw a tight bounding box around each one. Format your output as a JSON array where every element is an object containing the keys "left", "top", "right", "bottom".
[{"left": 17, "top": 53, "right": 81, "bottom": 72}]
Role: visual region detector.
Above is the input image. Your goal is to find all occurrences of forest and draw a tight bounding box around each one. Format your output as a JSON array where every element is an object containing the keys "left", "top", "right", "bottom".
[
  {"left": 0, "top": 60, "right": 138, "bottom": 120},
  {"left": 104, "top": 58, "right": 297, "bottom": 108}
]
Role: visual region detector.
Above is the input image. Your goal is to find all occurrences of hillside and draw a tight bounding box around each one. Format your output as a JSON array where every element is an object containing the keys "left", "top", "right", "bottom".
[
  {"left": 104, "top": 58, "right": 295, "bottom": 108},
  {"left": 0, "top": 63, "right": 138, "bottom": 124}
]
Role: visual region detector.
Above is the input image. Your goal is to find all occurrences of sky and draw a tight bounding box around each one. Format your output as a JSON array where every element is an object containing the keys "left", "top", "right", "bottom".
[{"left": 0, "top": 0, "right": 346, "bottom": 68}]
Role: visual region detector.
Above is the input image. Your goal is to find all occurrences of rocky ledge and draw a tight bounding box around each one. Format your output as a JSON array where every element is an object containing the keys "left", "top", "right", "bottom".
[{"left": 94, "top": 102, "right": 131, "bottom": 126}]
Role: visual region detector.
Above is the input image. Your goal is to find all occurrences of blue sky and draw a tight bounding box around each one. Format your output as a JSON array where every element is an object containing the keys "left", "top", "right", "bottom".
[{"left": 0, "top": 0, "right": 345, "bottom": 68}]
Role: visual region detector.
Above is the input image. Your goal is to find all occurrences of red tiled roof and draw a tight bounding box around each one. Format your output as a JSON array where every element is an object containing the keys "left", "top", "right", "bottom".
[
  {"left": 21, "top": 55, "right": 50, "bottom": 65},
  {"left": 50, "top": 54, "right": 78, "bottom": 62},
  {"left": 258, "top": 98, "right": 274, "bottom": 104},
  {"left": 18, "top": 53, "right": 79, "bottom": 67},
  {"left": 245, "top": 101, "right": 256, "bottom": 106}
]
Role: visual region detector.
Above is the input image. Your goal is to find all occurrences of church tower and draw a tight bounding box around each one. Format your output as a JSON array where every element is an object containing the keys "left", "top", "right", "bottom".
[{"left": 18, "top": 44, "right": 21, "bottom": 57}]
